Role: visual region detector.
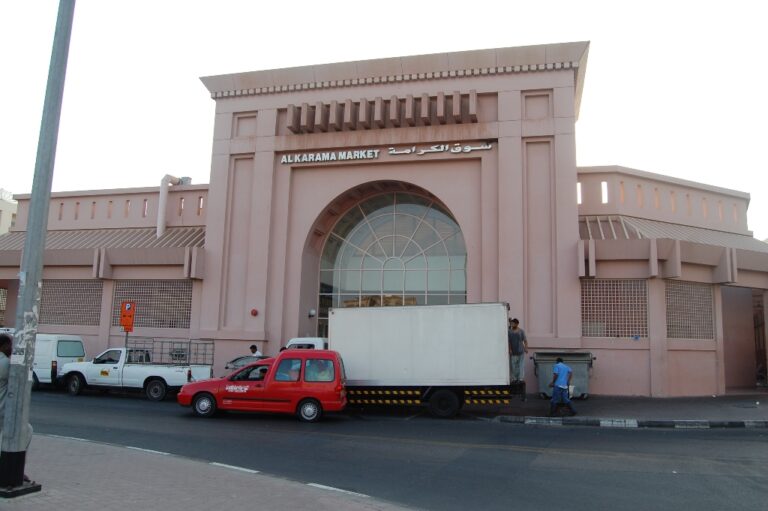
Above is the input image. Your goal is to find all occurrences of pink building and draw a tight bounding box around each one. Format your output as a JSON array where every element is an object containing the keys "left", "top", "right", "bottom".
[{"left": 1, "top": 41, "right": 766, "bottom": 396}]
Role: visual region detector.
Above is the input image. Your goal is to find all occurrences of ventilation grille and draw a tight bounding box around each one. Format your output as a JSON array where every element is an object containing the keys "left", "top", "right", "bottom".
[
  {"left": 581, "top": 279, "right": 648, "bottom": 338},
  {"left": 666, "top": 280, "right": 714, "bottom": 339},
  {"left": 111, "top": 280, "right": 192, "bottom": 329},
  {"left": 40, "top": 280, "right": 103, "bottom": 326},
  {"left": 0, "top": 288, "right": 7, "bottom": 326}
]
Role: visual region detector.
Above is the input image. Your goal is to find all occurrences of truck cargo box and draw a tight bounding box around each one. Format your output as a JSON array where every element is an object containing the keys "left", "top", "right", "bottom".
[{"left": 329, "top": 303, "right": 510, "bottom": 387}]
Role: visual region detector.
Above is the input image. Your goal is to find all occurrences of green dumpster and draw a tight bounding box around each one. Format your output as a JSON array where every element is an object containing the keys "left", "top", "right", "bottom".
[{"left": 532, "top": 352, "right": 595, "bottom": 399}]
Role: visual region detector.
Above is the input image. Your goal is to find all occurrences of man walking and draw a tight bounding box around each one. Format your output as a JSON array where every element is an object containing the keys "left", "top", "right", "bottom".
[
  {"left": 507, "top": 318, "right": 528, "bottom": 383},
  {"left": 249, "top": 344, "right": 262, "bottom": 357},
  {"left": 548, "top": 357, "right": 577, "bottom": 417}
]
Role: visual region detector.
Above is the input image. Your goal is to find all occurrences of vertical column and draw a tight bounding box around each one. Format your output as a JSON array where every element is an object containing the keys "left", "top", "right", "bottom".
[
  {"left": 497, "top": 91, "right": 523, "bottom": 316},
  {"left": 647, "top": 278, "right": 668, "bottom": 396},
  {"left": 524, "top": 139, "right": 554, "bottom": 336},
  {"left": 98, "top": 279, "right": 114, "bottom": 352},
  {"left": 713, "top": 284, "right": 726, "bottom": 394}
]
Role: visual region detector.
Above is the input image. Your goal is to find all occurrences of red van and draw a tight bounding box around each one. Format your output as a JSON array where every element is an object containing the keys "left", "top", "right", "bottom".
[{"left": 177, "top": 350, "right": 346, "bottom": 422}]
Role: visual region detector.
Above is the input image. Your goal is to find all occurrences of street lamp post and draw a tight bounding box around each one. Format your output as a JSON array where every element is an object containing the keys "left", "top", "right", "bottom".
[{"left": 0, "top": 0, "right": 76, "bottom": 497}]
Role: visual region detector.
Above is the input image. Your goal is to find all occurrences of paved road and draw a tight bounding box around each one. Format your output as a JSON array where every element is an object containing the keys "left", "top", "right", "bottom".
[{"left": 29, "top": 390, "right": 768, "bottom": 511}]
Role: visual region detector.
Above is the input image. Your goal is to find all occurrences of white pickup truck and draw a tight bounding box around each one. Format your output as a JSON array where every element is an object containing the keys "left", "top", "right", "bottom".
[{"left": 60, "top": 340, "right": 214, "bottom": 401}]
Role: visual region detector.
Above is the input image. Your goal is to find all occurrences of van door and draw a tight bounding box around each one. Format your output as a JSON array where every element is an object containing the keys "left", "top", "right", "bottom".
[
  {"left": 220, "top": 364, "right": 276, "bottom": 412},
  {"left": 267, "top": 357, "right": 304, "bottom": 413}
]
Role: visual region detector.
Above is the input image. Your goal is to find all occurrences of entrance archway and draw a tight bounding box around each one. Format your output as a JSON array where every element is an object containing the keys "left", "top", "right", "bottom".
[{"left": 309, "top": 184, "right": 467, "bottom": 337}]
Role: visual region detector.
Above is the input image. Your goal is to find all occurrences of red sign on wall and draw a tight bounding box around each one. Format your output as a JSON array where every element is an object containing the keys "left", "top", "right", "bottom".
[{"left": 120, "top": 301, "right": 136, "bottom": 332}]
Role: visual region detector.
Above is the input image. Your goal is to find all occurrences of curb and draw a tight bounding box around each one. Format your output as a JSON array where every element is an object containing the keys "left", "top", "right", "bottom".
[{"left": 498, "top": 416, "right": 768, "bottom": 429}]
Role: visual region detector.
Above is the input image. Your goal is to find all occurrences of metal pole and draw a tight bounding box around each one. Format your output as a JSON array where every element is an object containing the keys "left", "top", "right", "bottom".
[{"left": 0, "top": 0, "right": 76, "bottom": 493}]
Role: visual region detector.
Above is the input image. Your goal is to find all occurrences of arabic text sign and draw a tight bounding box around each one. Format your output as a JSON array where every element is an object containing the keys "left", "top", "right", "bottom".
[
  {"left": 279, "top": 143, "right": 493, "bottom": 165},
  {"left": 388, "top": 142, "right": 493, "bottom": 156}
]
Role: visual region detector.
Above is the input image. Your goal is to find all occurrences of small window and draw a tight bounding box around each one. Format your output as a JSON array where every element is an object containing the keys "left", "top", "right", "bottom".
[
  {"left": 601, "top": 181, "right": 608, "bottom": 204},
  {"left": 57, "top": 340, "right": 85, "bottom": 357},
  {"left": 275, "top": 359, "right": 301, "bottom": 382},
  {"left": 95, "top": 350, "right": 121, "bottom": 364},
  {"left": 232, "top": 365, "right": 268, "bottom": 382},
  {"left": 305, "top": 359, "right": 335, "bottom": 382}
]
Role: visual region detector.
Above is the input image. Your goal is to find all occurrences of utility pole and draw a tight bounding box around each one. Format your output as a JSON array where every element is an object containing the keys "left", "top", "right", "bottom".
[{"left": 0, "top": 0, "right": 76, "bottom": 497}]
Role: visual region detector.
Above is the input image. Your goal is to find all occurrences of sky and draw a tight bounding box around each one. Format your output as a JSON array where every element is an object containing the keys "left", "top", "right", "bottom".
[{"left": 1, "top": 0, "right": 767, "bottom": 239}]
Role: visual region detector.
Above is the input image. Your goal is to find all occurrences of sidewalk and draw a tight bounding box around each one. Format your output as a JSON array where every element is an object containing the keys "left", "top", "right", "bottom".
[
  {"left": 475, "top": 388, "right": 768, "bottom": 428},
  {"left": 1, "top": 435, "right": 413, "bottom": 511}
]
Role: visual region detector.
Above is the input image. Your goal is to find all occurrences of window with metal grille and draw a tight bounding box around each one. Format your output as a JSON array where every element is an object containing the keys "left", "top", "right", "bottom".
[
  {"left": 0, "top": 288, "right": 7, "bottom": 326},
  {"left": 40, "top": 279, "right": 103, "bottom": 326},
  {"left": 665, "top": 280, "right": 714, "bottom": 339},
  {"left": 581, "top": 279, "right": 648, "bottom": 337},
  {"left": 112, "top": 280, "right": 192, "bottom": 329}
]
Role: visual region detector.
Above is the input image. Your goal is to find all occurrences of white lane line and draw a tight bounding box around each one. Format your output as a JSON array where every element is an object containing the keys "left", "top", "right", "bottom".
[
  {"left": 307, "top": 483, "right": 369, "bottom": 498},
  {"left": 125, "top": 446, "right": 170, "bottom": 455},
  {"left": 209, "top": 462, "right": 260, "bottom": 474},
  {"left": 44, "top": 434, "right": 89, "bottom": 442}
]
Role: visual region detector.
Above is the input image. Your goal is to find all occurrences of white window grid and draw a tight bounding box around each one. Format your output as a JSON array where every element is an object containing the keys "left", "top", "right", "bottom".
[
  {"left": 0, "top": 288, "right": 7, "bottom": 326},
  {"left": 112, "top": 280, "right": 192, "bottom": 329},
  {"left": 665, "top": 280, "right": 714, "bottom": 339},
  {"left": 40, "top": 279, "right": 103, "bottom": 326},
  {"left": 581, "top": 279, "right": 648, "bottom": 338}
]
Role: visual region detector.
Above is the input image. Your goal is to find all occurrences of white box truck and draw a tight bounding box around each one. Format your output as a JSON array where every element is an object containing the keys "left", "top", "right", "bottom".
[{"left": 324, "top": 303, "right": 523, "bottom": 417}]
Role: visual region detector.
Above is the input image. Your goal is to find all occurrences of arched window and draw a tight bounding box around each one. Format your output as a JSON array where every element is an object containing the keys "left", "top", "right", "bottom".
[{"left": 317, "top": 192, "right": 466, "bottom": 336}]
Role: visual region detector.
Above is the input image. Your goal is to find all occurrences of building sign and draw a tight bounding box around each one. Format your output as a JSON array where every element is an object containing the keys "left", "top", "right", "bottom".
[
  {"left": 388, "top": 142, "right": 492, "bottom": 156},
  {"left": 281, "top": 149, "right": 381, "bottom": 164},
  {"left": 120, "top": 301, "right": 136, "bottom": 333},
  {"left": 279, "top": 142, "right": 493, "bottom": 165}
]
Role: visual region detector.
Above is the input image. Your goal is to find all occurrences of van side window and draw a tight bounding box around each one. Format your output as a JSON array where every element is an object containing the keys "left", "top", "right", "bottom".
[
  {"left": 275, "top": 359, "right": 301, "bottom": 382},
  {"left": 57, "top": 340, "right": 85, "bottom": 357},
  {"left": 305, "top": 359, "right": 334, "bottom": 382}
]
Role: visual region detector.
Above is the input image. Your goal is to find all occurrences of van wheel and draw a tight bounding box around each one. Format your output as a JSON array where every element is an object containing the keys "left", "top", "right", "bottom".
[
  {"left": 32, "top": 373, "right": 40, "bottom": 391},
  {"left": 297, "top": 399, "right": 322, "bottom": 423},
  {"left": 192, "top": 393, "right": 217, "bottom": 417},
  {"left": 428, "top": 390, "right": 460, "bottom": 418},
  {"left": 67, "top": 374, "right": 84, "bottom": 396},
  {"left": 145, "top": 379, "right": 167, "bottom": 401}
]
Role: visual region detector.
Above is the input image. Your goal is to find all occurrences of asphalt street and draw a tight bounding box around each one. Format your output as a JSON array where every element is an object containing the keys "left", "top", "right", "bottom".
[{"left": 28, "top": 390, "right": 768, "bottom": 511}]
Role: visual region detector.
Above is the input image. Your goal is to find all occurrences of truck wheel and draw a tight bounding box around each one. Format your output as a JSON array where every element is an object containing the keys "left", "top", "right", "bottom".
[
  {"left": 428, "top": 390, "right": 460, "bottom": 418},
  {"left": 145, "top": 379, "right": 167, "bottom": 401},
  {"left": 192, "top": 393, "right": 217, "bottom": 418},
  {"left": 67, "top": 374, "right": 84, "bottom": 396},
  {"left": 297, "top": 399, "right": 323, "bottom": 423},
  {"left": 32, "top": 373, "right": 40, "bottom": 391}
]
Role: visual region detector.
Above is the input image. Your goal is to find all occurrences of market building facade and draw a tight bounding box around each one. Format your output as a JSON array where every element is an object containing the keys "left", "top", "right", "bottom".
[{"left": 1, "top": 41, "right": 766, "bottom": 396}]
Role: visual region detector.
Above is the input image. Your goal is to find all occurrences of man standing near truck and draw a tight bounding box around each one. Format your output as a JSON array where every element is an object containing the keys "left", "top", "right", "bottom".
[{"left": 507, "top": 318, "right": 528, "bottom": 383}]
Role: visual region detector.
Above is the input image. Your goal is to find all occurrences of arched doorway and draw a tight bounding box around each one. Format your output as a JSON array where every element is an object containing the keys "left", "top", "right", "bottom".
[{"left": 316, "top": 190, "right": 467, "bottom": 336}]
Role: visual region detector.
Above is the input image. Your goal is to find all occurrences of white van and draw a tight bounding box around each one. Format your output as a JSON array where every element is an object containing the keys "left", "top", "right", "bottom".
[
  {"left": 285, "top": 337, "right": 328, "bottom": 350},
  {"left": 33, "top": 334, "right": 86, "bottom": 389}
]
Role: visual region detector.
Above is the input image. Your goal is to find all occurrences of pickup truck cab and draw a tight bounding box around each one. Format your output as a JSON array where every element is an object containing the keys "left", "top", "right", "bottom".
[
  {"left": 177, "top": 350, "right": 346, "bottom": 422},
  {"left": 61, "top": 346, "right": 213, "bottom": 401}
]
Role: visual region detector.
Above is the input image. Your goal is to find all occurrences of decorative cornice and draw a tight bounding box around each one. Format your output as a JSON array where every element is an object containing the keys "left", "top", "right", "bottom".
[{"left": 208, "top": 61, "right": 580, "bottom": 99}]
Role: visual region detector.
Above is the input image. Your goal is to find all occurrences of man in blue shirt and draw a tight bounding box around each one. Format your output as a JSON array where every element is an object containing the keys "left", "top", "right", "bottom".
[{"left": 548, "top": 357, "right": 577, "bottom": 417}]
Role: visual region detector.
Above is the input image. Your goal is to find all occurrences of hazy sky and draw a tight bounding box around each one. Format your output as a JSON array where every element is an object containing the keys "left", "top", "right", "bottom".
[{"left": 1, "top": 0, "right": 766, "bottom": 239}]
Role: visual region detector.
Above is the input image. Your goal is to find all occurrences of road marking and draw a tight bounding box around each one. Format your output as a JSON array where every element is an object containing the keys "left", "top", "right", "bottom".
[
  {"left": 307, "top": 483, "right": 369, "bottom": 498},
  {"left": 600, "top": 419, "right": 638, "bottom": 428},
  {"left": 126, "top": 446, "right": 170, "bottom": 455},
  {"left": 674, "top": 421, "right": 710, "bottom": 429},
  {"left": 210, "top": 462, "right": 260, "bottom": 474},
  {"left": 45, "top": 434, "right": 89, "bottom": 442}
]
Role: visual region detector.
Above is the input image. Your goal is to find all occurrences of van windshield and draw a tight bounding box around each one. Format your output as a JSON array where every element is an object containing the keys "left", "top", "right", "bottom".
[{"left": 57, "top": 340, "right": 85, "bottom": 357}]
